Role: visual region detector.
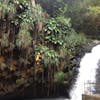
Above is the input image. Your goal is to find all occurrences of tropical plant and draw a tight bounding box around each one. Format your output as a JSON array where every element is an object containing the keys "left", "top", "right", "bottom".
[
  {"left": 54, "top": 71, "right": 65, "bottom": 83},
  {"left": 16, "top": 28, "right": 32, "bottom": 48},
  {"left": 35, "top": 45, "right": 59, "bottom": 66},
  {"left": 0, "top": 0, "right": 16, "bottom": 19}
]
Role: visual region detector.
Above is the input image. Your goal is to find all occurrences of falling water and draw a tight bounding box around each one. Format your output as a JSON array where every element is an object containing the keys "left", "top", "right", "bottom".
[{"left": 70, "top": 44, "right": 100, "bottom": 100}]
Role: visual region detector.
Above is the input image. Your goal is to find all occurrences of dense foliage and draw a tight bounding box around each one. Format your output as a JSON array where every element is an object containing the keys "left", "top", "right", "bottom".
[
  {"left": 39, "top": 0, "right": 100, "bottom": 35},
  {"left": 66, "top": 0, "right": 100, "bottom": 35},
  {"left": 0, "top": 0, "right": 87, "bottom": 97}
]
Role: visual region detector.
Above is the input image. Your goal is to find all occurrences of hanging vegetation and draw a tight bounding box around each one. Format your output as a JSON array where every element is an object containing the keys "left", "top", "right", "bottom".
[{"left": 0, "top": 0, "right": 87, "bottom": 98}]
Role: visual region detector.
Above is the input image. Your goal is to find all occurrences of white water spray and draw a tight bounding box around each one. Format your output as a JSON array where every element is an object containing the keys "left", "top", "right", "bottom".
[{"left": 70, "top": 44, "right": 100, "bottom": 100}]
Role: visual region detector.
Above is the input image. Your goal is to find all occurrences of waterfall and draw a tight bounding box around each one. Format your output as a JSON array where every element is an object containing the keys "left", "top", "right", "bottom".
[{"left": 70, "top": 44, "right": 100, "bottom": 100}]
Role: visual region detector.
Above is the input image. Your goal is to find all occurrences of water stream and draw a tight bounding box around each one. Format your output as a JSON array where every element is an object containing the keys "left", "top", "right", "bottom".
[{"left": 70, "top": 44, "right": 100, "bottom": 100}]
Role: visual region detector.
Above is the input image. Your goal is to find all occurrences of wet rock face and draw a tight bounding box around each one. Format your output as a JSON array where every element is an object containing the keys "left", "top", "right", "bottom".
[
  {"left": 70, "top": 57, "right": 81, "bottom": 68},
  {"left": 84, "top": 40, "right": 100, "bottom": 53},
  {"left": 68, "top": 46, "right": 86, "bottom": 95}
]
